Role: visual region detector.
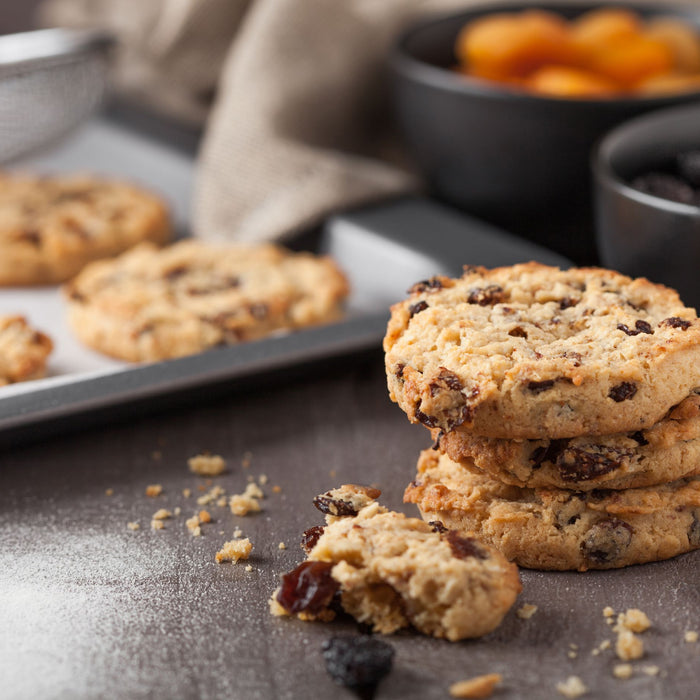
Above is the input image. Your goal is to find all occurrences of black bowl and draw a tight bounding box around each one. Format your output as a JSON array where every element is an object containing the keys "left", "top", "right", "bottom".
[
  {"left": 389, "top": 1, "right": 700, "bottom": 263},
  {"left": 594, "top": 102, "right": 700, "bottom": 309}
]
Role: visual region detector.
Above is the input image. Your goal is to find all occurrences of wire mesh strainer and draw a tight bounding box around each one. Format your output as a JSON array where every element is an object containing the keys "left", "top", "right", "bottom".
[{"left": 0, "top": 28, "right": 114, "bottom": 164}]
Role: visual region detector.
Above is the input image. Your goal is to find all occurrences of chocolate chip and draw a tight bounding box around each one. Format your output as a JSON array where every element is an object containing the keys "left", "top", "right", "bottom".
[
  {"left": 301, "top": 525, "right": 325, "bottom": 553},
  {"left": 609, "top": 382, "right": 637, "bottom": 402},
  {"left": 408, "top": 300, "right": 428, "bottom": 318},
  {"left": 580, "top": 518, "right": 633, "bottom": 564},
  {"left": 660, "top": 317, "right": 691, "bottom": 330},
  {"left": 446, "top": 531, "right": 487, "bottom": 560},
  {"left": 617, "top": 320, "right": 653, "bottom": 336},
  {"left": 508, "top": 326, "right": 528, "bottom": 338},
  {"left": 467, "top": 285, "right": 505, "bottom": 306},
  {"left": 527, "top": 380, "right": 555, "bottom": 394},
  {"left": 429, "top": 520, "right": 448, "bottom": 534},
  {"left": 408, "top": 278, "right": 443, "bottom": 294},
  {"left": 276, "top": 561, "right": 339, "bottom": 615}
]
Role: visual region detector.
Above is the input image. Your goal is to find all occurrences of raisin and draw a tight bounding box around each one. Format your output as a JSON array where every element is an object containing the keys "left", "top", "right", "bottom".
[
  {"left": 609, "top": 382, "right": 637, "bottom": 402},
  {"left": 313, "top": 495, "right": 359, "bottom": 517},
  {"left": 527, "top": 379, "right": 555, "bottom": 394},
  {"left": 617, "top": 320, "right": 653, "bottom": 336},
  {"left": 530, "top": 439, "right": 568, "bottom": 468},
  {"left": 276, "top": 561, "right": 338, "bottom": 615},
  {"left": 677, "top": 150, "right": 700, "bottom": 187},
  {"left": 429, "top": 367, "right": 463, "bottom": 395},
  {"left": 429, "top": 520, "right": 448, "bottom": 533},
  {"left": 557, "top": 447, "right": 628, "bottom": 481},
  {"left": 630, "top": 431, "right": 649, "bottom": 446},
  {"left": 660, "top": 316, "right": 691, "bottom": 330},
  {"left": 688, "top": 510, "right": 700, "bottom": 547},
  {"left": 408, "top": 278, "right": 442, "bottom": 294},
  {"left": 165, "top": 265, "right": 188, "bottom": 280},
  {"left": 395, "top": 363, "right": 405, "bottom": 380},
  {"left": 467, "top": 284, "right": 505, "bottom": 305},
  {"left": 414, "top": 407, "right": 440, "bottom": 429},
  {"left": 580, "top": 519, "right": 633, "bottom": 564},
  {"left": 559, "top": 297, "right": 579, "bottom": 310},
  {"left": 508, "top": 326, "right": 528, "bottom": 338},
  {"left": 301, "top": 525, "right": 325, "bottom": 553},
  {"left": 431, "top": 430, "right": 444, "bottom": 451},
  {"left": 321, "top": 636, "right": 394, "bottom": 699},
  {"left": 446, "top": 530, "right": 487, "bottom": 560},
  {"left": 631, "top": 172, "right": 696, "bottom": 205},
  {"left": 408, "top": 300, "right": 428, "bottom": 318},
  {"left": 17, "top": 229, "right": 41, "bottom": 246}
]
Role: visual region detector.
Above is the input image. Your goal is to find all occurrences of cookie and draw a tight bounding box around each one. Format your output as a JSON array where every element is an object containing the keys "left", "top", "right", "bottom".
[
  {"left": 0, "top": 316, "right": 52, "bottom": 385},
  {"left": 385, "top": 263, "right": 700, "bottom": 439},
  {"left": 431, "top": 389, "right": 700, "bottom": 490},
  {"left": 0, "top": 172, "right": 171, "bottom": 285},
  {"left": 270, "top": 485, "right": 521, "bottom": 641},
  {"left": 64, "top": 240, "right": 349, "bottom": 362},
  {"left": 405, "top": 450, "right": 700, "bottom": 571}
]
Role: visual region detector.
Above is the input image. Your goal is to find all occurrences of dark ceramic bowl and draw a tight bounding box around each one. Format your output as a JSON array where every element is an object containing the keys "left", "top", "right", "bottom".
[
  {"left": 389, "top": 2, "right": 700, "bottom": 263},
  {"left": 594, "top": 102, "right": 700, "bottom": 309}
]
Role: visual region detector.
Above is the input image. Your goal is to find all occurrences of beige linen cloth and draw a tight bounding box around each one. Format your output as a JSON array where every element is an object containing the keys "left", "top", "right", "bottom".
[{"left": 38, "top": 0, "right": 493, "bottom": 241}]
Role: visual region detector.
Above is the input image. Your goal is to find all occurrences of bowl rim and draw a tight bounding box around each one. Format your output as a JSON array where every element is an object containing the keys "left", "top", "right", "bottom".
[
  {"left": 390, "top": 0, "right": 700, "bottom": 108},
  {"left": 593, "top": 101, "right": 700, "bottom": 216}
]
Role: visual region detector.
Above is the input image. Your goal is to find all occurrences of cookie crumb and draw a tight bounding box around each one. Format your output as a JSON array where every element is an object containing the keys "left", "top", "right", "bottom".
[
  {"left": 591, "top": 649, "right": 600, "bottom": 657},
  {"left": 613, "top": 664, "right": 633, "bottom": 680},
  {"left": 642, "top": 666, "right": 660, "bottom": 676},
  {"left": 241, "top": 451, "right": 252, "bottom": 469},
  {"left": 516, "top": 603, "right": 538, "bottom": 619},
  {"left": 152, "top": 508, "right": 172, "bottom": 520},
  {"left": 245, "top": 564, "right": 253, "bottom": 572},
  {"left": 127, "top": 521, "right": 140, "bottom": 531},
  {"left": 199, "top": 509, "right": 212, "bottom": 523},
  {"left": 600, "top": 640, "right": 611, "bottom": 651},
  {"left": 278, "top": 542, "right": 286, "bottom": 550},
  {"left": 188, "top": 453, "right": 226, "bottom": 477},
  {"left": 197, "top": 485, "right": 225, "bottom": 506},
  {"left": 684, "top": 631, "right": 698, "bottom": 643},
  {"left": 145, "top": 484, "right": 162, "bottom": 497},
  {"left": 272, "top": 485, "right": 282, "bottom": 494},
  {"left": 215, "top": 538, "right": 252, "bottom": 563},
  {"left": 567, "top": 650, "right": 577, "bottom": 659},
  {"left": 233, "top": 527, "right": 243, "bottom": 538},
  {"left": 182, "top": 488, "right": 192, "bottom": 498},
  {"left": 556, "top": 675, "right": 588, "bottom": 698},
  {"left": 229, "top": 483, "right": 264, "bottom": 516},
  {"left": 151, "top": 450, "right": 162, "bottom": 461},
  {"left": 259, "top": 474, "right": 268, "bottom": 485},
  {"left": 174, "top": 507, "right": 181, "bottom": 516},
  {"left": 186, "top": 515, "right": 202, "bottom": 536},
  {"left": 616, "top": 630, "right": 644, "bottom": 660},
  {"left": 603, "top": 606, "right": 615, "bottom": 618},
  {"left": 618, "top": 609, "right": 651, "bottom": 633},
  {"left": 105, "top": 488, "right": 113, "bottom": 496},
  {"left": 151, "top": 519, "right": 165, "bottom": 530},
  {"left": 569, "top": 643, "right": 578, "bottom": 650},
  {"left": 449, "top": 673, "right": 502, "bottom": 698},
  {"left": 329, "top": 469, "right": 337, "bottom": 478}
]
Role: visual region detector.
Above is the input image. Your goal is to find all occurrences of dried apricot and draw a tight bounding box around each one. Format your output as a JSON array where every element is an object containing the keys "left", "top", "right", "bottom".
[
  {"left": 637, "top": 72, "right": 700, "bottom": 95},
  {"left": 586, "top": 35, "right": 673, "bottom": 86},
  {"left": 571, "top": 8, "right": 642, "bottom": 52},
  {"left": 646, "top": 17, "right": 700, "bottom": 73},
  {"left": 527, "top": 66, "right": 619, "bottom": 98}
]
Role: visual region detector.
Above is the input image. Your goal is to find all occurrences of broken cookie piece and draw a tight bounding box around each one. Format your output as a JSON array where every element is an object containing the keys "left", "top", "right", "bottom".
[{"left": 270, "top": 485, "right": 521, "bottom": 641}]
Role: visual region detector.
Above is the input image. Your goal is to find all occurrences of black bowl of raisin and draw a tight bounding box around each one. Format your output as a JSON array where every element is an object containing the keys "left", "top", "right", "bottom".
[{"left": 594, "top": 101, "right": 700, "bottom": 308}]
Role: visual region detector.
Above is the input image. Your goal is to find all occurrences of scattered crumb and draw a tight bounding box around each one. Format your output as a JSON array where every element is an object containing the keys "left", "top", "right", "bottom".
[
  {"left": 643, "top": 666, "right": 660, "bottom": 676},
  {"left": 241, "top": 451, "right": 252, "bottom": 469},
  {"left": 516, "top": 603, "right": 538, "bottom": 620},
  {"left": 188, "top": 453, "right": 226, "bottom": 477},
  {"left": 556, "top": 675, "right": 588, "bottom": 698},
  {"left": 229, "top": 483, "right": 264, "bottom": 516},
  {"left": 616, "top": 630, "right": 644, "bottom": 660},
  {"left": 259, "top": 474, "right": 268, "bottom": 485},
  {"left": 269, "top": 595, "right": 287, "bottom": 617},
  {"left": 152, "top": 509, "right": 172, "bottom": 521},
  {"left": 245, "top": 482, "right": 263, "bottom": 499},
  {"left": 618, "top": 609, "right": 651, "bottom": 633},
  {"left": 449, "top": 673, "right": 502, "bottom": 699},
  {"left": 215, "top": 538, "right": 252, "bottom": 563},
  {"left": 197, "top": 484, "right": 206, "bottom": 492},
  {"left": 606, "top": 618, "right": 615, "bottom": 626},
  {"left": 246, "top": 475, "right": 255, "bottom": 483},
  {"left": 591, "top": 649, "right": 600, "bottom": 657},
  {"left": 186, "top": 515, "right": 202, "bottom": 536},
  {"left": 278, "top": 542, "right": 286, "bottom": 550},
  {"left": 233, "top": 527, "right": 243, "bottom": 538},
  {"left": 245, "top": 564, "right": 253, "bottom": 572},
  {"left": 199, "top": 510, "right": 212, "bottom": 523},
  {"left": 569, "top": 643, "right": 578, "bottom": 650},
  {"left": 613, "top": 664, "right": 633, "bottom": 680},
  {"left": 684, "top": 631, "right": 698, "bottom": 643},
  {"left": 216, "top": 497, "right": 228, "bottom": 507},
  {"left": 272, "top": 485, "right": 282, "bottom": 494},
  {"left": 127, "top": 522, "right": 140, "bottom": 531},
  {"left": 105, "top": 488, "right": 113, "bottom": 497},
  {"left": 174, "top": 507, "right": 181, "bottom": 516},
  {"left": 329, "top": 469, "right": 336, "bottom": 478},
  {"left": 600, "top": 640, "right": 611, "bottom": 651},
  {"left": 567, "top": 651, "right": 577, "bottom": 659},
  {"left": 145, "top": 484, "right": 163, "bottom": 497},
  {"left": 197, "top": 485, "right": 225, "bottom": 506},
  {"left": 151, "top": 450, "right": 162, "bottom": 461},
  {"left": 182, "top": 488, "right": 192, "bottom": 498},
  {"left": 603, "top": 606, "right": 615, "bottom": 618},
  {"left": 151, "top": 519, "right": 165, "bottom": 530}
]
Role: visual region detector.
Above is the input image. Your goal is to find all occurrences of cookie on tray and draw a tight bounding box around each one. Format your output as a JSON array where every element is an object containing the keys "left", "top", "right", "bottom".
[
  {"left": 431, "top": 389, "right": 700, "bottom": 490},
  {"left": 270, "top": 484, "right": 521, "bottom": 641},
  {"left": 0, "top": 172, "right": 171, "bottom": 285},
  {"left": 384, "top": 263, "right": 700, "bottom": 439},
  {"left": 64, "top": 240, "right": 349, "bottom": 362},
  {"left": 405, "top": 450, "right": 700, "bottom": 571},
  {"left": 0, "top": 316, "right": 52, "bottom": 385}
]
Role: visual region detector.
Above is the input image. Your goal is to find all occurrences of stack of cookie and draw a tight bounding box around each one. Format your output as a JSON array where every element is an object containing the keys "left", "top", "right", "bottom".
[{"left": 385, "top": 263, "right": 700, "bottom": 571}]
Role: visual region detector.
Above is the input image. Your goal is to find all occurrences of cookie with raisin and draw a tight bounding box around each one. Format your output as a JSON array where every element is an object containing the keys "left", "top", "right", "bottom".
[
  {"left": 64, "top": 239, "right": 349, "bottom": 361},
  {"left": 0, "top": 172, "right": 171, "bottom": 285},
  {"left": 405, "top": 450, "right": 700, "bottom": 571},
  {"left": 0, "top": 315, "right": 52, "bottom": 385},
  {"left": 270, "top": 485, "right": 521, "bottom": 641},
  {"left": 385, "top": 263, "right": 700, "bottom": 439}
]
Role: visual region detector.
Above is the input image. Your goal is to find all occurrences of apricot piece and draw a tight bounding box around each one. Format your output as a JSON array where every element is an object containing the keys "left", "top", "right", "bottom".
[
  {"left": 571, "top": 7, "right": 642, "bottom": 50},
  {"left": 456, "top": 10, "right": 575, "bottom": 81},
  {"left": 527, "top": 66, "right": 620, "bottom": 98},
  {"left": 586, "top": 35, "right": 673, "bottom": 86},
  {"left": 637, "top": 72, "right": 700, "bottom": 95},
  {"left": 646, "top": 17, "right": 700, "bottom": 73}
]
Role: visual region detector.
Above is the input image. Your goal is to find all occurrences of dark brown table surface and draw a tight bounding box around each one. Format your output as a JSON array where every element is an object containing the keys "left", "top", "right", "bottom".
[{"left": 1, "top": 354, "right": 699, "bottom": 700}]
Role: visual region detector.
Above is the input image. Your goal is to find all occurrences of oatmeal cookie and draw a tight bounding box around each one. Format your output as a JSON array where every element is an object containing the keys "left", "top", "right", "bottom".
[
  {"left": 0, "top": 316, "right": 52, "bottom": 385},
  {"left": 271, "top": 485, "right": 521, "bottom": 641},
  {"left": 0, "top": 173, "right": 171, "bottom": 285},
  {"left": 64, "top": 240, "right": 349, "bottom": 362},
  {"left": 405, "top": 450, "right": 700, "bottom": 571},
  {"left": 385, "top": 263, "right": 700, "bottom": 439},
  {"left": 431, "top": 389, "right": 700, "bottom": 490}
]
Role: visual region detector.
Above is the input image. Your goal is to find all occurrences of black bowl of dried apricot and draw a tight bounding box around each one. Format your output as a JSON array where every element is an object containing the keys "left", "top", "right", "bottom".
[
  {"left": 390, "top": 2, "right": 700, "bottom": 262},
  {"left": 594, "top": 102, "right": 700, "bottom": 309}
]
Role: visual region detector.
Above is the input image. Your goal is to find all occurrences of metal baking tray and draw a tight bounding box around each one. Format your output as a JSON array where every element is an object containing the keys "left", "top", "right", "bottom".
[{"left": 0, "top": 115, "right": 567, "bottom": 446}]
